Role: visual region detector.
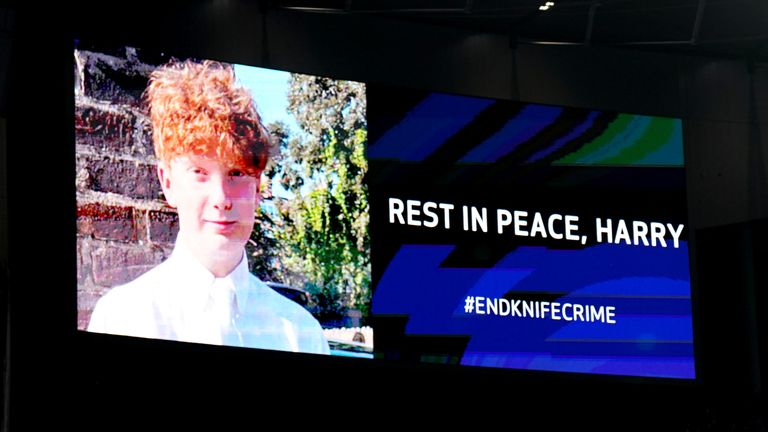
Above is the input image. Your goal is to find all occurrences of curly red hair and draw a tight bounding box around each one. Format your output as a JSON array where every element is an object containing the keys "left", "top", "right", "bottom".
[{"left": 145, "top": 59, "right": 269, "bottom": 175}]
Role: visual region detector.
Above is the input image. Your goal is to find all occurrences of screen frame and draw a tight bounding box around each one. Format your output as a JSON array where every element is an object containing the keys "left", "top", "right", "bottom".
[{"left": 70, "top": 35, "right": 701, "bottom": 385}]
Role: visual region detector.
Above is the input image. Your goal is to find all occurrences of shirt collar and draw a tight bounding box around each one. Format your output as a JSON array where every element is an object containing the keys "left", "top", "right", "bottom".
[{"left": 168, "top": 235, "right": 251, "bottom": 315}]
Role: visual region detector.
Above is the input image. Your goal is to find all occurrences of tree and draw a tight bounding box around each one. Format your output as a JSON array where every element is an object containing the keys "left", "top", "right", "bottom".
[
  {"left": 264, "top": 74, "right": 370, "bottom": 325},
  {"left": 245, "top": 169, "right": 282, "bottom": 284}
]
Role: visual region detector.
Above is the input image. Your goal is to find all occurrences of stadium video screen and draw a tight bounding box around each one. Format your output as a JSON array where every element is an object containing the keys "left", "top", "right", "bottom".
[{"left": 75, "top": 43, "right": 695, "bottom": 379}]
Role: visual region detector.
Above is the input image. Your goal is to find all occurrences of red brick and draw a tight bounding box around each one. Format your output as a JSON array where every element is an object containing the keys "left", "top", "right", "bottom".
[
  {"left": 77, "top": 309, "right": 93, "bottom": 332},
  {"left": 76, "top": 238, "right": 92, "bottom": 286},
  {"left": 81, "top": 51, "right": 152, "bottom": 107},
  {"left": 75, "top": 106, "right": 134, "bottom": 151},
  {"left": 77, "top": 289, "right": 105, "bottom": 331},
  {"left": 91, "top": 244, "right": 166, "bottom": 287},
  {"left": 148, "top": 210, "right": 179, "bottom": 244},
  {"left": 136, "top": 117, "right": 155, "bottom": 156},
  {"left": 77, "top": 203, "right": 136, "bottom": 241},
  {"left": 87, "top": 157, "right": 162, "bottom": 200}
]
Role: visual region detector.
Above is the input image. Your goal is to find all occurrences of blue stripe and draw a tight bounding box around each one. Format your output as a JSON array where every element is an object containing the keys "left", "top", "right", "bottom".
[
  {"left": 367, "top": 93, "right": 494, "bottom": 161},
  {"left": 460, "top": 105, "right": 563, "bottom": 163},
  {"left": 526, "top": 111, "right": 600, "bottom": 163}
]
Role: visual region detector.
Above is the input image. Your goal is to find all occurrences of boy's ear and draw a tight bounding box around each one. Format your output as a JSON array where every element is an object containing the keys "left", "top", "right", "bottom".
[{"left": 157, "top": 163, "right": 177, "bottom": 208}]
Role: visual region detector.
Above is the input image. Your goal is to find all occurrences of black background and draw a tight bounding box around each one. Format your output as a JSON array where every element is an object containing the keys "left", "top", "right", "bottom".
[{"left": 4, "top": 1, "right": 767, "bottom": 430}]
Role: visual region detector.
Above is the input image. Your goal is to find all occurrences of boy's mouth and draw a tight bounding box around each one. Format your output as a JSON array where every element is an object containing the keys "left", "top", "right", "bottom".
[{"left": 206, "top": 220, "right": 238, "bottom": 231}]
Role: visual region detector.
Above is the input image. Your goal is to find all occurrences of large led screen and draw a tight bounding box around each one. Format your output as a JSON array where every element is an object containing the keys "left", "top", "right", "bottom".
[{"left": 75, "top": 43, "right": 695, "bottom": 380}]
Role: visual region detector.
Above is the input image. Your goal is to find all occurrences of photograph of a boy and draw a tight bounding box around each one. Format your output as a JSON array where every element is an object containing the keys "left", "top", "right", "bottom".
[{"left": 87, "top": 59, "right": 330, "bottom": 355}]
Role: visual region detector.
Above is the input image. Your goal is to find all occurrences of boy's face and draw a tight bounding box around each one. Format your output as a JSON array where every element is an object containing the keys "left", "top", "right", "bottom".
[{"left": 158, "top": 152, "right": 260, "bottom": 269}]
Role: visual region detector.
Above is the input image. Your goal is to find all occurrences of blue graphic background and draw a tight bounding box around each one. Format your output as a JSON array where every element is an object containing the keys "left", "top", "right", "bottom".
[
  {"left": 367, "top": 88, "right": 694, "bottom": 379},
  {"left": 372, "top": 243, "right": 694, "bottom": 378}
]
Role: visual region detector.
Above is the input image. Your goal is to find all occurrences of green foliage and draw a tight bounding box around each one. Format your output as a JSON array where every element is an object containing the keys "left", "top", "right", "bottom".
[
  {"left": 245, "top": 174, "right": 281, "bottom": 283},
  {"left": 259, "top": 74, "right": 370, "bottom": 325}
]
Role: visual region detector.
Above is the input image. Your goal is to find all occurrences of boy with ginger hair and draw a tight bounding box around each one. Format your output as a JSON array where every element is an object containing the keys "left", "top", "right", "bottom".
[{"left": 88, "top": 59, "right": 329, "bottom": 354}]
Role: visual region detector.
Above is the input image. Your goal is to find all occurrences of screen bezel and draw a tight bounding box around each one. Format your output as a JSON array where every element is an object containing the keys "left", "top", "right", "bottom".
[{"left": 70, "top": 36, "right": 701, "bottom": 386}]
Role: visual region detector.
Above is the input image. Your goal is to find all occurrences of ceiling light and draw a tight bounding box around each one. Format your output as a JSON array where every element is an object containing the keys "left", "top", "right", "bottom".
[{"left": 539, "top": 2, "right": 555, "bottom": 11}]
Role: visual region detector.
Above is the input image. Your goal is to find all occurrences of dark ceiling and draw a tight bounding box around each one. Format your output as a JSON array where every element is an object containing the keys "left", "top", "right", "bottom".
[{"left": 272, "top": 0, "right": 768, "bottom": 62}]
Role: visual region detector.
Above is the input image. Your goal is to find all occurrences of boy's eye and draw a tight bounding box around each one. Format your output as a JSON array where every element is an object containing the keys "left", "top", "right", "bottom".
[{"left": 229, "top": 169, "right": 245, "bottom": 178}]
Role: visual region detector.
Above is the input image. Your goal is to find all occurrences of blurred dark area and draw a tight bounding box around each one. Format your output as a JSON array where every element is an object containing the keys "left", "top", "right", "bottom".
[{"left": 1, "top": 0, "right": 766, "bottom": 430}]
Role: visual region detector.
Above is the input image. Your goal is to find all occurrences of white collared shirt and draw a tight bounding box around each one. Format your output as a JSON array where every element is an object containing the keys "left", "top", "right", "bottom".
[{"left": 87, "top": 238, "right": 330, "bottom": 355}]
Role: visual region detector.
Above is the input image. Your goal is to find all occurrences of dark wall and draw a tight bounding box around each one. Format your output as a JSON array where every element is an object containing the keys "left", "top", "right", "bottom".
[{"left": 5, "top": 1, "right": 766, "bottom": 430}]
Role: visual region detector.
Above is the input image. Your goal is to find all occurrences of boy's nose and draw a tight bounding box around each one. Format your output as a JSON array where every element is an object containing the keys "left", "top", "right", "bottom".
[{"left": 210, "top": 178, "right": 233, "bottom": 211}]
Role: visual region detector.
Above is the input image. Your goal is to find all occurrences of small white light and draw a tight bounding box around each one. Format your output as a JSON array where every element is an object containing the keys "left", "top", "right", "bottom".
[
  {"left": 546, "top": 2, "right": 555, "bottom": 6},
  {"left": 539, "top": 5, "right": 549, "bottom": 10}
]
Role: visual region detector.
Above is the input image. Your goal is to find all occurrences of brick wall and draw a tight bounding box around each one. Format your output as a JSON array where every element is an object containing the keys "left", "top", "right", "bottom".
[{"left": 75, "top": 48, "right": 178, "bottom": 330}]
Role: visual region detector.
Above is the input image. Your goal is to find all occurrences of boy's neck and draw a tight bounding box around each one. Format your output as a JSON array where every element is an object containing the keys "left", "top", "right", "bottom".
[{"left": 177, "top": 234, "right": 244, "bottom": 278}]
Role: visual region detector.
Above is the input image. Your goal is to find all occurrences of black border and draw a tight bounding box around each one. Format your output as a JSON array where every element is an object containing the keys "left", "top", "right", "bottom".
[{"left": 7, "top": 2, "right": 765, "bottom": 430}]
